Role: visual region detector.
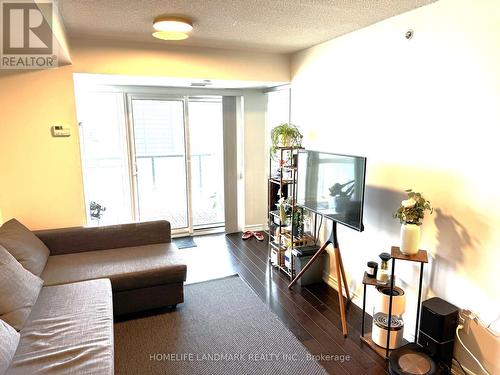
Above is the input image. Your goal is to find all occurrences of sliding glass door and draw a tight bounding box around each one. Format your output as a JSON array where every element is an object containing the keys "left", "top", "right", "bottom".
[
  {"left": 188, "top": 98, "right": 224, "bottom": 228},
  {"left": 78, "top": 91, "right": 225, "bottom": 233},
  {"left": 129, "top": 97, "right": 189, "bottom": 229}
]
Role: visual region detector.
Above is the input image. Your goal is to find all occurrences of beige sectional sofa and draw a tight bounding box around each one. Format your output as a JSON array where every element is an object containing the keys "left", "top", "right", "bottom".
[
  {"left": 7, "top": 279, "right": 114, "bottom": 374},
  {"left": 0, "top": 219, "right": 186, "bottom": 374},
  {"left": 36, "top": 220, "right": 187, "bottom": 315}
]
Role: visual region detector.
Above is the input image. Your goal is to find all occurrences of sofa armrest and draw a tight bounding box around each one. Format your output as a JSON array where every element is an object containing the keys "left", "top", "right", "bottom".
[{"left": 35, "top": 220, "right": 171, "bottom": 255}]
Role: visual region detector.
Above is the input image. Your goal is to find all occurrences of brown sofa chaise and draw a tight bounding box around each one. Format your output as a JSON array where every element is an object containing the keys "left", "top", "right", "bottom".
[{"left": 36, "top": 220, "right": 187, "bottom": 315}]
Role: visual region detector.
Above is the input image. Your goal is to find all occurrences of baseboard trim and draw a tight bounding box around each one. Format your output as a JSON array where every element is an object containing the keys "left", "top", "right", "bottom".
[
  {"left": 243, "top": 224, "right": 267, "bottom": 232},
  {"left": 322, "top": 271, "right": 363, "bottom": 309}
]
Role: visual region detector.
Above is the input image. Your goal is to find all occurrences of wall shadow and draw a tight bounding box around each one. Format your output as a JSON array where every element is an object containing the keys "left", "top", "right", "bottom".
[
  {"left": 434, "top": 208, "right": 477, "bottom": 265},
  {"left": 363, "top": 185, "right": 405, "bottom": 236},
  {"left": 429, "top": 208, "right": 482, "bottom": 295}
]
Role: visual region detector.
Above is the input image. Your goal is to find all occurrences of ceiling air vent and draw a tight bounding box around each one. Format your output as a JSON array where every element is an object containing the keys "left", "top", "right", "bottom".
[{"left": 190, "top": 80, "right": 212, "bottom": 87}]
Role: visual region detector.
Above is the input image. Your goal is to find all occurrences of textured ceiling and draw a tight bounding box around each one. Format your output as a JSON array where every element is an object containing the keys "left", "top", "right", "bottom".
[{"left": 59, "top": 0, "right": 436, "bottom": 53}]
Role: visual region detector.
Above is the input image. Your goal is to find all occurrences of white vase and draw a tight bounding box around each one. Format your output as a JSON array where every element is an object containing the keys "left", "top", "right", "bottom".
[{"left": 400, "top": 223, "right": 420, "bottom": 255}]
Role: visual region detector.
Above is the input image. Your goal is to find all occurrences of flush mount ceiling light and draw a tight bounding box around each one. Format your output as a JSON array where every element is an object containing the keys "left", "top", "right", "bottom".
[
  {"left": 152, "top": 16, "right": 193, "bottom": 40},
  {"left": 152, "top": 31, "right": 189, "bottom": 40}
]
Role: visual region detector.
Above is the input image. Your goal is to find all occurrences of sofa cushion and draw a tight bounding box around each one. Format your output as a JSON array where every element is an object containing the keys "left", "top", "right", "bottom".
[
  {"left": 35, "top": 220, "right": 171, "bottom": 255},
  {"left": 41, "top": 243, "right": 187, "bottom": 291},
  {"left": 0, "top": 320, "right": 20, "bottom": 375},
  {"left": 0, "top": 219, "right": 50, "bottom": 276},
  {"left": 0, "top": 246, "right": 43, "bottom": 331},
  {"left": 7, "top": 280, "right": 114, "bottom": 375}
]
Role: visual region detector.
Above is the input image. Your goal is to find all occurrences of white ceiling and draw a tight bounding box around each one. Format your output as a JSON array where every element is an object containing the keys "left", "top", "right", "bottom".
[{"left": 59, "top": 0, "right": 436, "bottom": 54}]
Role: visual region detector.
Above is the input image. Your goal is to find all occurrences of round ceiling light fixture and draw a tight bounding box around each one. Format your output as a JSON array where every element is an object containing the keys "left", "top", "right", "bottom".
[
  {"left": 153, "top": 16, "right": 193, "bottom": 32},
  {"left": 152, "top": 31, "right": 189, "bottom": 41},
  {"left": 152, "top": 16, "right": 193, "bottom": 40}
]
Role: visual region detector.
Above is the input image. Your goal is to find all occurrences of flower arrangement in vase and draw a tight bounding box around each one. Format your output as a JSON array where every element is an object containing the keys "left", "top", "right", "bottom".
[{"left": 393, "top": 189, "right": 433, "bottom": 255}]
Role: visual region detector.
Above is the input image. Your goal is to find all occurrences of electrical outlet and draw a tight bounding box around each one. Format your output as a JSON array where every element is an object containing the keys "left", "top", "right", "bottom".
[
  {"left": 459, "top": 309, "right": 472, "bottom": 334},
  {"left": 465, "top": 319, "right": 471, "bottom": 335}
]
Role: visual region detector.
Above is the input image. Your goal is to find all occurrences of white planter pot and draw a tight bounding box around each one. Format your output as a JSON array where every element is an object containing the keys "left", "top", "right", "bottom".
[{"left": 400, "top": 224, "right": 420, "bottom": 255}]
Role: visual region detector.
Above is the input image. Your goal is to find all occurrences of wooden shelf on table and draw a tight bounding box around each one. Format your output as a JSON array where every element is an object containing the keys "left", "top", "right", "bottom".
[
  {"left": 361, "top": 271, "right": 393, "bottom": 287},
  {"left": 269, "top": 242, "right": 286, "bottom": 252},
  {"left": 269, "top": 178, "right": 295, "bottom": 185},
  {"left": 269, "top": 210, "right": 291, "bottom": 221},
  {"left": 391, "top": 246, "right": 428, "bottom": 263},
  {"left": 360, "top": 333, "right": 392, "bottom": 358},
  {"left": 280, "top": 232, "right": 315, "bottom": 248},
  {"left": 360, "top": 333, "right": 408, "bottom": 359}
]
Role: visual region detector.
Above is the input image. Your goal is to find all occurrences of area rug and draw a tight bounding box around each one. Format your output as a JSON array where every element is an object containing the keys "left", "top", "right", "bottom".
[
  {"left": 173, "top": 236, "right": 197, "bottom": 249},
  {"left": 114, "top": 275, "right": 328, "bottom": 374}
]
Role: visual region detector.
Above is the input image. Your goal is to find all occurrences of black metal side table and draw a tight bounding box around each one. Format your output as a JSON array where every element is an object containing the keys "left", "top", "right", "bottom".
[{"left": 360, "top": 246, "right": 428, "bottom": 358}]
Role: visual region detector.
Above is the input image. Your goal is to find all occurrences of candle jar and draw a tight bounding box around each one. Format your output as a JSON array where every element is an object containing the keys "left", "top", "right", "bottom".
[{"left": 367, "top": 261, "right": 378, "bottom": 278}]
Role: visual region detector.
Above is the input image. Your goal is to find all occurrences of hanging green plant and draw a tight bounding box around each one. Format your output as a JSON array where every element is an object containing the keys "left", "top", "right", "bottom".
[{"left": 270, "top": 123, "right": 303, "bottom": 157}]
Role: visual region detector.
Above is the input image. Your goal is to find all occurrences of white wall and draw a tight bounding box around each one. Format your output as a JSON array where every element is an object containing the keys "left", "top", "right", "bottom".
[{"left": 291, "top": 0, "right": 499, "bottom": 372}]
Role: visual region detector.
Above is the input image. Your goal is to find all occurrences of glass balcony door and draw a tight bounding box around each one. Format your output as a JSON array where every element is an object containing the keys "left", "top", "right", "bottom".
[
  {"left": 188, "top": 98, "right": 225, "bottom": 228},
  {"left": 128, "top": 95, "right": 225, "bottom": 233},
  {"left": 129, "top": 97, "right": 189, "bottom": 230},
  {"left": 78, "top": 90, "right": 226, "bottom": 232}
]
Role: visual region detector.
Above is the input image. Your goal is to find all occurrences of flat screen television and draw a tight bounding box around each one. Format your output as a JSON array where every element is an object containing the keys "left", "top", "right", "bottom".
[{"left": 297, "top": 151, "right": 367, "bottom": 231}]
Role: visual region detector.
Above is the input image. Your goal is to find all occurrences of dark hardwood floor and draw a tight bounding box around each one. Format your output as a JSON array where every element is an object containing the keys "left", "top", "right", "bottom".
[{"left": 180, "top": 233, "right": 389, "bottom": 375}]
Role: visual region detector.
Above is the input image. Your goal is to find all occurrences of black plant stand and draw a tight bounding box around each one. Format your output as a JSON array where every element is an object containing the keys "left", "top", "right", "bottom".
[{"left": 360, "top": 246, "right": 428, "bottom": 359}]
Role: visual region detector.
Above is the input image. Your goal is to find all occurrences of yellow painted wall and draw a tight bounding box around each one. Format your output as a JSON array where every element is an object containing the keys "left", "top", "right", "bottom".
[
  {"left": 291, "top": 0, "right": 499, "bottom": 372},
  {"left": 70, "top": 37, "right": 290, "bottom": 82},
  {"left": 0, "top": 67, "right": 85, "bottom": 230},
  {"left": 0, "top": 40, "right": 289, "bottom": 230}
]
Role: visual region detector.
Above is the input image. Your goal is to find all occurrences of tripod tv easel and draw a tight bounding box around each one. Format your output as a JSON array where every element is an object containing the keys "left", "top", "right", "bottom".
[{"left": 288, "top": 219, "right": 350, "bottom": 337}]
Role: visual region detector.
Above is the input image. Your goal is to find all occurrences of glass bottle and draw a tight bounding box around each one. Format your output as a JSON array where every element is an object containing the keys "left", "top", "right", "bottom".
[{"left": 377, "top": 252, "right": 391, "bottom": 284}]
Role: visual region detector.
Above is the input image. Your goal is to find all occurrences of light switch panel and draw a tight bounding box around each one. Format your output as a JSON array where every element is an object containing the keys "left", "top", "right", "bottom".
[{"left": 51, "top": 125, "right": 71, "bottom": 137}]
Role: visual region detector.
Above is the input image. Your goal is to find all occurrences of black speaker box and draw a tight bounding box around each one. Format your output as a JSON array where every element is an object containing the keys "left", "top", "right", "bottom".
[{"left": 418, "top": 297, "right": 459, "bottom": 368}]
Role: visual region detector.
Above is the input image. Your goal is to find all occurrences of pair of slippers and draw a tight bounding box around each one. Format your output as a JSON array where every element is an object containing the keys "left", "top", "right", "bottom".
[{"left": 242, "top": 231, "right": 264, "bottom": 241}]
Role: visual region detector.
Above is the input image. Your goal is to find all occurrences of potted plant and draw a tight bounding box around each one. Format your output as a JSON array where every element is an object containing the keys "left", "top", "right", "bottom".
[
  {"left": 393, "top": 189, "right": 433, "bottom": 255},
  {"left": 292, "top": 207, "right": 304, "bottom": 237},
  {"left": 275, "top": 197, "right": 292, "bottom": 223},
  {"left": 270, "top": 123, "right": 303, "bottom": 157},
  {"left": 89, "top": 201, "right": 106, "bottom": 225}
]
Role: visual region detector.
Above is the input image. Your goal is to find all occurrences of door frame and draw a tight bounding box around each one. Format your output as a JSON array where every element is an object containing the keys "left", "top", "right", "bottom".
[
  {"left": 76, "top": 83, "right": 240, "bottom": 235},
  {"left": 187, "top": 95, "right": 226, "bottom": 232}
]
